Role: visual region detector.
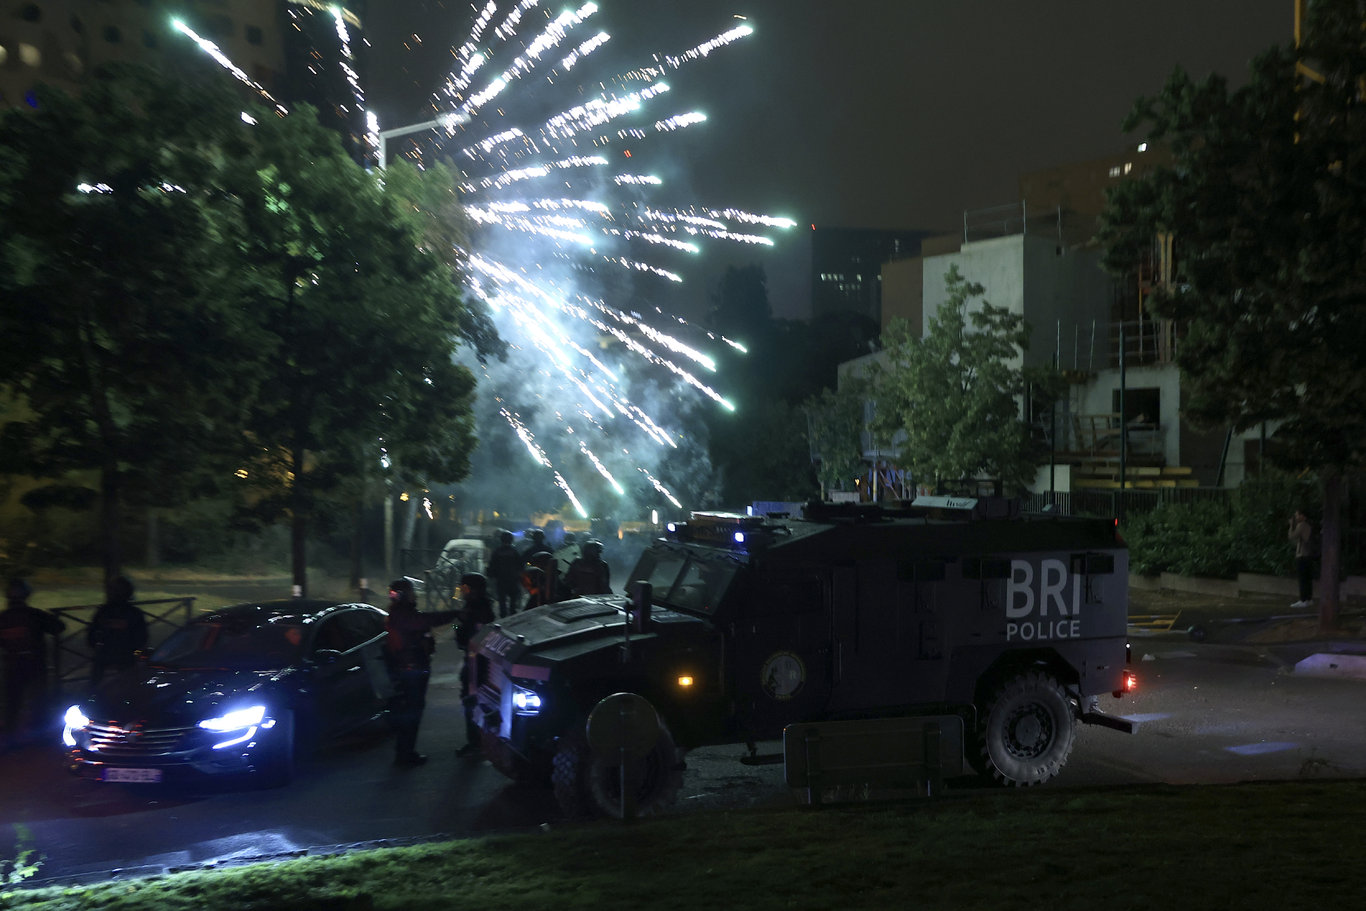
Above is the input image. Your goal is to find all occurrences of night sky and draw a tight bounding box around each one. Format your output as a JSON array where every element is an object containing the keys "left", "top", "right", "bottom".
[{"left": 364, "top": 1, "right": 1293, "bottom": 315}]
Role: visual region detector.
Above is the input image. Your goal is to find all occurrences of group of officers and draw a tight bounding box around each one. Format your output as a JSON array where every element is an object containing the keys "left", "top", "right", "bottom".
[
  {"left": 484, "top": 528, "right": 613, "bottom": 617},
  {"left": 382, "top": 529, "right": 614, "bottom": 767},
  {"left": 0, "top": 575, "right": 148, "bottom": 748}
]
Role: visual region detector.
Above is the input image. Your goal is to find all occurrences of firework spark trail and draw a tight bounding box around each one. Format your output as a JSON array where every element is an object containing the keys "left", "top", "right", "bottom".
[
  {"left": 171, "top": 19, "right": 288, "bottom": 114},
  {"left": 458, "top": 3, "right": 600, "bottom": 118},
  {"left": 639, "top": 468, "right": 683, "bottom": 510},
  {"left": 575, "top": 438, "right": 626, "bottom": 495}
]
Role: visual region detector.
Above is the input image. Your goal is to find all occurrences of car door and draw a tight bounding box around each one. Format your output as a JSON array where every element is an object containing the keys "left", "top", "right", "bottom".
[{"left": 309, "top": 608, "right": 383, "bottom": 735}]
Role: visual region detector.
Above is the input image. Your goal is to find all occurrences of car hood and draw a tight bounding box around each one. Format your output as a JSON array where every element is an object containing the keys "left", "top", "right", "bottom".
[{"left": 86, "top": 666, "right": 297, "bottom": 726}]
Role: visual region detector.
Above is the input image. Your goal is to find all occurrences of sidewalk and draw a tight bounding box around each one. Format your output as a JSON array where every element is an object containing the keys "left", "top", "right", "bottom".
[{"left": 1129, "top": 586, "right": 1366, "bottom": 679}]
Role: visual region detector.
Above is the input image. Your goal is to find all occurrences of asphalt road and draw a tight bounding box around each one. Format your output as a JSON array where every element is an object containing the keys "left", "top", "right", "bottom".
[{"left": 5, "top": 631, "right": 1366, "bottom": 889}]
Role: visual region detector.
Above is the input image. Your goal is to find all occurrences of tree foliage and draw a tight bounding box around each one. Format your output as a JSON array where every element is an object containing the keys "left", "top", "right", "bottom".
[
  {"left": 223, "top": 111, "right": 479, "bottom": 594},
  {"left": 804, "top": 384, "right": 867, "bottom": 498},
  {"left": 870, "top": 266, "right": 1040, "bottom": 494},
  {"left": 0, "top": 66, "right": 485, "bottom": 590},
  {"left": 1099, "top": 0, "right": 1365, "bottom": 626},
  {"left": 0, "top": 65, "right": 266, "bottom": 579}
]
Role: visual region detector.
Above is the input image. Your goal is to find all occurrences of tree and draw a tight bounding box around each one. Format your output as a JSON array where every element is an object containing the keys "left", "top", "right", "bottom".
[
  {"left": 1099, "top": 0, "right": 1365, "bottom": 629},
  {"left": 703, "top": 265, "right": 816, "bottom": 504},
  {"left": 870, "top": 266, "right": 1041, "bottom": 494},
  {"left": 225, "top": 111, "right": 480, "bottom": 595},
  {"left": 804, "top": 384, "right": 868, "bottom": 499},
  {"left": 0, "top": 65, "right": 267, "bottom": 581}
]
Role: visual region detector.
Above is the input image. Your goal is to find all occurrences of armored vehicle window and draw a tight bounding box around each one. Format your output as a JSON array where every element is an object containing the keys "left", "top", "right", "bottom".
[{"left": 631, "top": 547, "right": 737, "bottom": 615}]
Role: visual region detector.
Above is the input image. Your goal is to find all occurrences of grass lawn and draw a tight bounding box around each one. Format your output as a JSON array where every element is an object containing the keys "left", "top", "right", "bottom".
[{"left": 3, "top": 778, "right": 1363, "bottom": 911}]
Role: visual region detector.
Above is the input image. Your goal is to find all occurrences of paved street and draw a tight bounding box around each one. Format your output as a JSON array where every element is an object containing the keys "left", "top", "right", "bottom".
[{"left": 5, "top": 595, "right": 1366, "bottom": 888}]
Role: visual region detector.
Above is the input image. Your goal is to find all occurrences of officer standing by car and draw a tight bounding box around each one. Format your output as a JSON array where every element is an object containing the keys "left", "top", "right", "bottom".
[
  {"left": 0, "top": 578, "right": 66, "bottom": 747},
  {"left": 455, "top": 572, "right": 495, "bottom": 758},
  {"left": 87, "top": 576, "right": 148, "bottom": 687},
  {"left": 383, "top": 579, "right": 459, "bottom": 767},
  {"left": 485, "top": 530, "right": 524, "bottom": 618}
]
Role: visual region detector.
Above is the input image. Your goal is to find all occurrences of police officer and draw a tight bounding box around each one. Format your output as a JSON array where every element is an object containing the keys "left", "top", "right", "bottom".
[
  {"left": 485, "top": 530, "right": 524, "bottom": 618},
  {"left": 0, "top": 578, "right": 66, "bottom": 746},
  {"left": 526, "top": 550, "right": 563, "bottom": 604},
  {"left": 564, "top": 539, "right": 612, "bottom": 596},
  {"left": 520, "top": 528, "right": 547, "bottom": 563},
  {"left": 455, "top": 572, "right": 495, "bottom": 758},
  {"left": 87, "top": 576, "right": 148, "bottom": 686},
  {"left": 382, "top": 578, "right": 459, "bottom": 767}
]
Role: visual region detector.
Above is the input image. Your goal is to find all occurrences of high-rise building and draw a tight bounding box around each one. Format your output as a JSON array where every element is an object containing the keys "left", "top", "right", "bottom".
[
  {"left": 809, "top": 226, "right": 933, "bottom": 326},
  {"left": 0, "top": 1, "right": 368, "bottom": 161}
]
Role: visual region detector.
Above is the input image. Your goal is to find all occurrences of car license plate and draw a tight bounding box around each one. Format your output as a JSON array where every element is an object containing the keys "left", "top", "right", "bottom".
[{"left": 103, "top": 767, "right": 162, "bottom": 783}]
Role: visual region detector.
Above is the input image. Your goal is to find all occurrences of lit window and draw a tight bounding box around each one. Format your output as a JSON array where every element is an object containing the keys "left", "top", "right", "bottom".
[
  {"left": 19, "top": 43, "right": 40, "bottom": 66},
  {"left": 1137, "top": 142, "right": 1148, "bottom": 153},
  {"left": 1108, "top": 165, "right": 1122, "bottom": 178},
  {"left": 0, "top": 47, "right": 8, "bottom": 66}
]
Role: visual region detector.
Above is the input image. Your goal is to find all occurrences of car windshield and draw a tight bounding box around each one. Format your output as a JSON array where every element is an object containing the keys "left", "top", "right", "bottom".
[
  {"left": 630, "top": 546, "right": 738, "bottom": 615},
  {"left": 151, "top": 618, "right": 306, "bottom": 671}
]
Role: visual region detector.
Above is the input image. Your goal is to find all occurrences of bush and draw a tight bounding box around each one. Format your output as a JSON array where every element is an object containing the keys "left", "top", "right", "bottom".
[{"left": 1121, "top": 473, "right": 1316, "bottom": 578}]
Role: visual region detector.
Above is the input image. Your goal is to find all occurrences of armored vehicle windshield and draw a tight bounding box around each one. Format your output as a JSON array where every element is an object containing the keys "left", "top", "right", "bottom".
[{"left": 630, "top": 545, "right": 739, "bottom": 616}]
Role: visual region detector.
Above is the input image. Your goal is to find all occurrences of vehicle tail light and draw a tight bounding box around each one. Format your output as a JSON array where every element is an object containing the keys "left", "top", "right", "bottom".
[{"left": 1114, "top": 670, "right": 1138, "bottom": 698}]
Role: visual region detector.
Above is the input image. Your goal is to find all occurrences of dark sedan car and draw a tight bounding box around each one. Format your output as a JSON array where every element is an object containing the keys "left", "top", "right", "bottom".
[{"left": 62, "top": 600, "right": 391, "bottom": 786}]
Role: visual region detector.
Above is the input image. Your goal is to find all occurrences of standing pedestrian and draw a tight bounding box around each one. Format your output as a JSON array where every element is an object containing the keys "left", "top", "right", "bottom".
[
  {"left": 455, "top": 572, "right": 495, "bottom": 758},
  {"left": 485, "top": 530, "right": 524, "bottom": 618},
  {"left": 1288, "top": 510, "right": 1316, "bottom": 609},
  {"left": 87, "top": 576, "right": 148, "bottom": 687},
  {"left": 382, "top": 578, "right": 459, "bottom": 767},
  {"left": 0, "top": 578, "right": 66, "bottom": 747}
]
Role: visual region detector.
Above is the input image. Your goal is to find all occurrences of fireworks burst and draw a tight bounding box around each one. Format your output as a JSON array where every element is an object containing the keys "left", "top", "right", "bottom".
[
  {"left": 178, "top": 3, "right": 793, "bottom": 520},
  {"left": 404, "top": 2, "right": 794, "bottom": 519}
]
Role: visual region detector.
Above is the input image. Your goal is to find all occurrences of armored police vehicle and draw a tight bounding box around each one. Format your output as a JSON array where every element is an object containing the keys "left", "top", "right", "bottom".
[{"left": 467, "top": 497, "right": 1136, "bottom": 817}]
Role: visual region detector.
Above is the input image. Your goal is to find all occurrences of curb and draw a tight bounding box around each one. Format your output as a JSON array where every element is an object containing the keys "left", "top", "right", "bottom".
[{"left": 1292, "top": 652, "right": 1366, "bottom": 681}]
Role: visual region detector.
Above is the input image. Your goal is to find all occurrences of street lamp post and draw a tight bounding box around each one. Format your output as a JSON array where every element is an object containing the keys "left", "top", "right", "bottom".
[{"left": 374, "top": 113, "right": 468, "bottom": 170}]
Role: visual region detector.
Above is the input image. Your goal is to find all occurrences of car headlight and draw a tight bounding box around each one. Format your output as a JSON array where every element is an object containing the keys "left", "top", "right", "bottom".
[
  {"left": 198, "top": 705, "right": 268, "bottom": 749},
  {"left": 62, "top": 704, "right": 91, "bottom": 747},
  {"left": 511, "top": 684, "right": 543, "bottom": 716}
]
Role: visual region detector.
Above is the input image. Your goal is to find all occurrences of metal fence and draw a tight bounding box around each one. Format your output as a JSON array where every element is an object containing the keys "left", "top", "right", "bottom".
[
  {"left": 1024, "top": 487, "right": 1231, "bottom": 518},
  {"left": 49, "top": 597, "right": 196, "bottom": 689}
]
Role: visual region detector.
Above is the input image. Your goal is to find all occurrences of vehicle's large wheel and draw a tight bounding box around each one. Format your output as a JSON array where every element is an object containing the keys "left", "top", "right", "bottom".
[
  {"left": 551, "top": 717, "right": 683, "bottom": 819},
  {"left": 975, "top": 671, "right": 1075, "bottom": 786},
  {"left": 257, "top": 709, "right": 296, "bottom": 788}
]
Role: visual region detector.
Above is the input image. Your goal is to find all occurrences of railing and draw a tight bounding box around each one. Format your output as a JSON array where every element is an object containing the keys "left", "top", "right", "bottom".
[
  {"left": 1049, "top": 318, "right": 1181, "bottom": 374},
  {"left": 961, "top": 202, "right": 1100, "bottom": 246},
  {"left": 50, "top": 597, "right": 196, "bottom": 689},
  {"left": 1025, "top": 488, "right": 1229, "bottom": 519}
]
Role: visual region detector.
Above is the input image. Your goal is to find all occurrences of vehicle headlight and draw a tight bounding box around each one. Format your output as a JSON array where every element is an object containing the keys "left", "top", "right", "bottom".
[
  {"left": 198, "top": 705, "right": 267, "bottom": 749},
  {"left": 62, "top": 704, "right": 91, "bottom": 748},
  {"left": 511, "top": 684, "right": 543, "bottom": 715}
]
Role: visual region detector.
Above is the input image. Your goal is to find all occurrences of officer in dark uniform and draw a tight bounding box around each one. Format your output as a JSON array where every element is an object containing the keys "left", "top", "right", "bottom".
[
  {"left": 564, "top": 539, "right": 612, "bottom": 596},
  {"left": 0, "top": 578, "right": 66, "bottom": 746},
  {"left": 382, "top": 578, "right": 459, "bottom": 767},
  {"left": 455, "top": 572, "right": 496, "bottom": 757},
  {"left": 520, "top": 528, "right": 547, "bottom": 563},
  {"left": 87, "top": 576, "right": 148, "bottom": 686},
  {"left": 485, "top": 530, "right": 524, "bottom": 618},
  {"left": 526, "top": 550, "right": 563, "bottom": 604}
]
